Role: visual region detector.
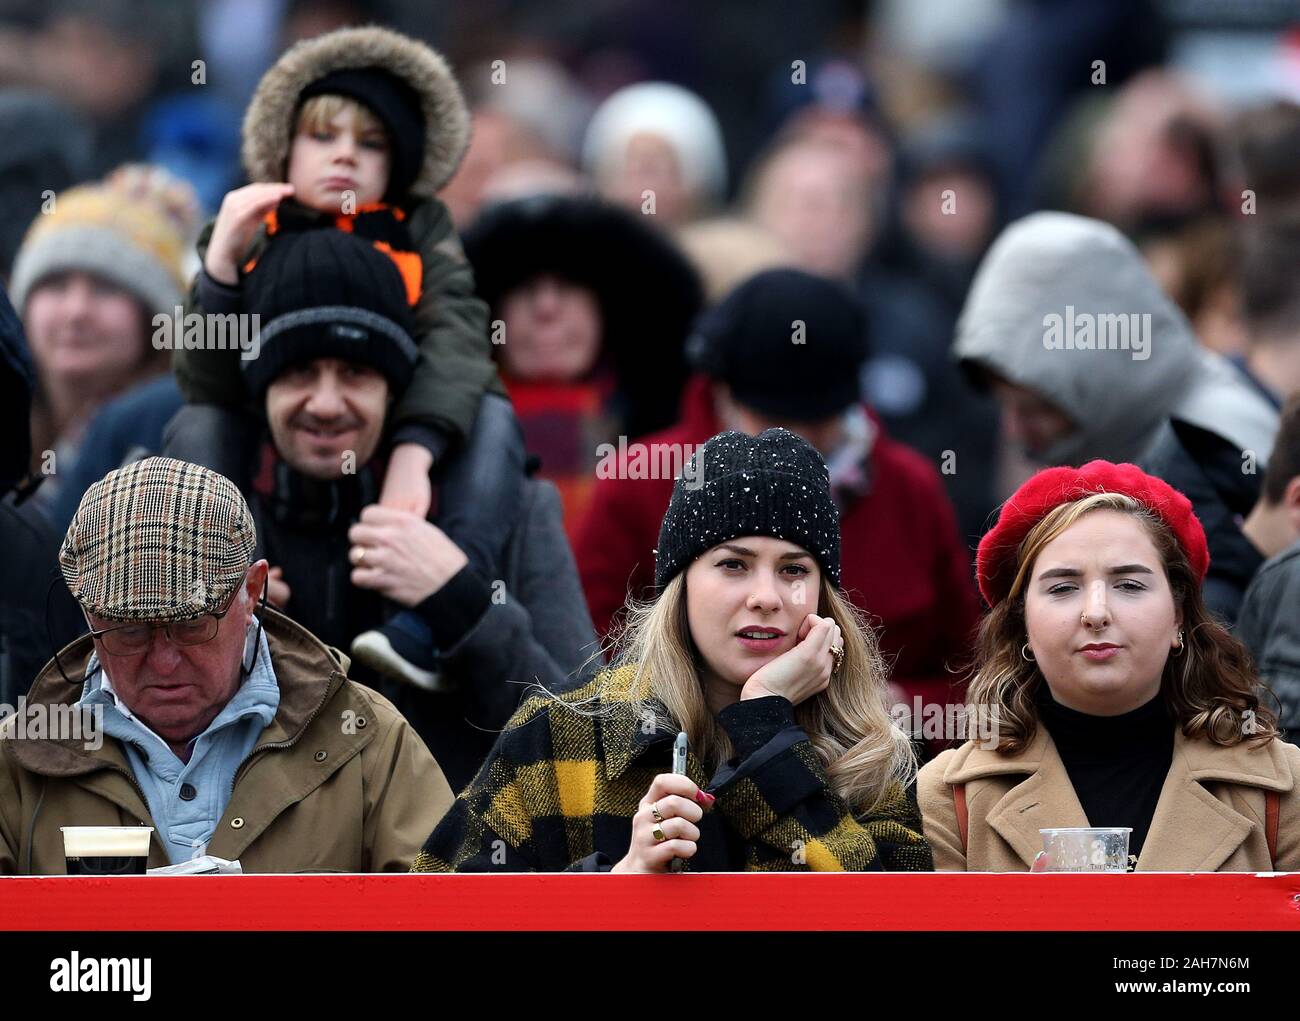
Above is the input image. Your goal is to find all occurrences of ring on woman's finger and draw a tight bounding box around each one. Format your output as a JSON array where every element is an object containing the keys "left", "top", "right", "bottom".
[
  {"left": 651, "top": 801, "right": 664, "bottom": 823},
  {"left": 651, "top": 824, "right": 667, "bottom": 843},
  {"left": 830, "top": 643, "right": 845, "bottom": 674},
  {"left": 352, "top": 546, "right": 367, "bottom": 566}
]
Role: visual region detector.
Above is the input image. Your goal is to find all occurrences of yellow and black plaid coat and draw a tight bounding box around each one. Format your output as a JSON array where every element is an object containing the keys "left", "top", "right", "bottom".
[{"left": 411, "top": 667, "right": 934, "bottom": 872}]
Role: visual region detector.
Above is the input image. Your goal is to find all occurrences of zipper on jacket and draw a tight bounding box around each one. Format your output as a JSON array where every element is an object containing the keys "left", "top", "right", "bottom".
[
  {"left": 112, "top": 744, "right": 156, "bottom": 815},
  {"left": 228, "top": 672, "right": 341, "bottom": 798}
]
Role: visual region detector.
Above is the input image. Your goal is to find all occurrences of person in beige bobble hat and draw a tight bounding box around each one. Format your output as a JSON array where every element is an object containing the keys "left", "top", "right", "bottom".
[
  {"left": 11, "top": 164, "right": 200, "bottom": 514},
  {"left": 0, "top": 456, "right": 452, "bottom": 874}
]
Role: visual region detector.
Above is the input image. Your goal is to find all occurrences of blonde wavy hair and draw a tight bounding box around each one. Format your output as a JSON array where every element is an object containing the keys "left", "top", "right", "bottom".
[
  {"left": 969, "top": 492, "right": 1278, "bottom": 753},
  {"left": 589, "top": 572, "right": 917, "bottom": 815}
]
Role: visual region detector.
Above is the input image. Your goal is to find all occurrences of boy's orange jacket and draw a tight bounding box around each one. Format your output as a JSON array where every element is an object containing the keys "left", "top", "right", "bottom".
[{"left": 247, "top": 202, "right": 423, "bottom": 306}]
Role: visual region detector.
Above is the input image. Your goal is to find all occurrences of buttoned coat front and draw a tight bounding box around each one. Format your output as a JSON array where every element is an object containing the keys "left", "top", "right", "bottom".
[{"left": 918, "top": 725, "right": 1300, "bottom": 871}]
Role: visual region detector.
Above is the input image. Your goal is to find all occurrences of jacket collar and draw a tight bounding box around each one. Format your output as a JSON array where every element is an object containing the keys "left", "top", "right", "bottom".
[
  {"left": 5, "top": 607, "right": 347, "bottom": 780},
  {"left": 589, "top": 665, "right": 681, "bottom": 782},
  {"left": 942, "top": 724, "right": 1294, "bottom": 870},
  {"left": 252, "top": 444, "right": 381, "bottom": 533}
]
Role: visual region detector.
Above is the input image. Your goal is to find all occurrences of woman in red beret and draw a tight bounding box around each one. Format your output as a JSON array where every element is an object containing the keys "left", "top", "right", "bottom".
[{"left": 918, "top": 460, "right": 1300, "bottom": 871}]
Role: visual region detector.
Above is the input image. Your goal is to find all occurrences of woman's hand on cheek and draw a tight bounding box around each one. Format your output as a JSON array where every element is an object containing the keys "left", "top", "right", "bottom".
[{"left": 740, "top": 613, "right": 841, "bottom": 706}]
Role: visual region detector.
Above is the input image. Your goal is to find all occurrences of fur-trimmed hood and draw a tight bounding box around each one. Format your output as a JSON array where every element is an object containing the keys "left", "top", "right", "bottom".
[{"left": 241, "top": 25, "right": 470, "bottom": 199}]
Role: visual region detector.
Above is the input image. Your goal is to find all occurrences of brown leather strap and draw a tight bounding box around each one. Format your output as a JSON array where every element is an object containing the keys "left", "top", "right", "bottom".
[
  {"left": 1266, "top": 790, "right": 1279, "bottom": 868},
  {"left": 953, "top": 783, "right": 969, "bottom": 854}
]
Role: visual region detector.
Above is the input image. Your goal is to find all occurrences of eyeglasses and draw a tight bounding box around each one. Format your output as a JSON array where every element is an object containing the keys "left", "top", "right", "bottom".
[{"left": 86, "top": 585, "right": 243, "bottom": 657}]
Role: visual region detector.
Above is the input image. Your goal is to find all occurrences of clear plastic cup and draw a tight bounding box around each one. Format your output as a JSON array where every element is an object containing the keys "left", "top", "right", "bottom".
[
  {"left": 61, "top": 826, "right": 153, "bottom": 875},
  {"left": 1039, "top": 827, "right": 1132, "bottom": 872}
]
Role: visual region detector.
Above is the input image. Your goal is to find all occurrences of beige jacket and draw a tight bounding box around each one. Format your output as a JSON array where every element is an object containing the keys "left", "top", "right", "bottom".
[
  {"left": 918, "top": 725, "right": 1300, "bottom": 871},
  {"left": 0, "top": 608, "right": 454, "bottom": 874}
]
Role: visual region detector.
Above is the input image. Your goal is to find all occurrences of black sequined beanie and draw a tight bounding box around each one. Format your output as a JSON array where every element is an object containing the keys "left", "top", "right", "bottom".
[{"left": 654, "top": 428, "right": 841, "bottom": 588}]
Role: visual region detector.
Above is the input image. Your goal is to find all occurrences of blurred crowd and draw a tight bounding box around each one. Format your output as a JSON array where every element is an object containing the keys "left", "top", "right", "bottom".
[{"left": 1, "top": 0, "right": 1300, "bottom": 791}]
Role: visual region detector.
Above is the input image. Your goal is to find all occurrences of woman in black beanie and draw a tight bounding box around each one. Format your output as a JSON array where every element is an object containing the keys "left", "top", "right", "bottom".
[{"left": 412, "top": 428, "right": 932, "bottom": 872}]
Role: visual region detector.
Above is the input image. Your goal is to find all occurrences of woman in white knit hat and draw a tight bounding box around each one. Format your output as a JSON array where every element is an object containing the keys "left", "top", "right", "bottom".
[{"left": 581, "top": 81, "right": 727, "bottom": 227}]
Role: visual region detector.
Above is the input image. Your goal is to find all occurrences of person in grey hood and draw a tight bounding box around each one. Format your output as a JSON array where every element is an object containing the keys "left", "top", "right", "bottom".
[{"left": 955, "top": 211, "right": 1279, "bottom": 621}]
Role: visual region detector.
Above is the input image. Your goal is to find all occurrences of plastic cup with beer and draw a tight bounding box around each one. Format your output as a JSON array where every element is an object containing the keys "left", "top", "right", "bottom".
[{"left": 61, "top": 826, "right": 153, "bottom": 875}]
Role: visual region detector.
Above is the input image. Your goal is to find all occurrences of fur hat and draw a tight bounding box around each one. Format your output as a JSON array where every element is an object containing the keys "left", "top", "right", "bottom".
[
  {"left": 464, "top": 194, "right": 703, "bottom": 438},
  {"left": 976, "top": 460, "right": 1210, "bottom": 607},
  {"left": 241, "top": 25, "right": 471, "bottom": 200}
]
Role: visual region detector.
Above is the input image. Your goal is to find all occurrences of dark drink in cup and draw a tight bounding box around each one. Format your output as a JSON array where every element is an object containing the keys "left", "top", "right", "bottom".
[{"left": 61, "top": 827, "right": 152, "bottom": 875}]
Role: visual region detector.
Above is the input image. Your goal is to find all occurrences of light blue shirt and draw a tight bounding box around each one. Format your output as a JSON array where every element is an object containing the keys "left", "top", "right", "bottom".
[{"left": 79, "top": 622, "right": 280, "bottom": 864}]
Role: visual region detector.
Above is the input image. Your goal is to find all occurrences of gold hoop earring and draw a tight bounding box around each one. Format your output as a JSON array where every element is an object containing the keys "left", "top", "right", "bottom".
[
  {"left": 1171, "top": 629, "right": 1185, "bottom": 657},
  {"left": 1020, "top": 642, "right": 1035, "bottom": 662}
]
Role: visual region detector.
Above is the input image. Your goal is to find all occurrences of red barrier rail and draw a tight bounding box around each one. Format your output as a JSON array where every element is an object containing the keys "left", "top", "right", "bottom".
[{"left": 3, "top": 873, "right": 1300, "bottom": 931}]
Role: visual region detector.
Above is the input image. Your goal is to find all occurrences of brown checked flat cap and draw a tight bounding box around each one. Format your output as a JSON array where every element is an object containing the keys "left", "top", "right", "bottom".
[{"left": 60, "top": 457, "right": 257, "bottom": 622}]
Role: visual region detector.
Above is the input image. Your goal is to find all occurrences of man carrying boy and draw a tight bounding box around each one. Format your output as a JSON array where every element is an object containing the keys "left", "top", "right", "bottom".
[
  {"left": 220, "top": 226, "right": 597, "bottom": 792},
  {"left": 167, "top": 25, "right": 525, "bottom": 692}
]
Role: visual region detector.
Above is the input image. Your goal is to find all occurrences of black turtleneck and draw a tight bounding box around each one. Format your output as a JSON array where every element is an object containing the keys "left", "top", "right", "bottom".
[{"left": 1035, "top": 685, "right": 1174, "bottom": 865}]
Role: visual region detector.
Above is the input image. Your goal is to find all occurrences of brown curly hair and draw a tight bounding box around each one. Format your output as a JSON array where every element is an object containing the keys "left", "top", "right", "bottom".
[{"left": 968, "top": 492, "right": 1277, "bottom": 753}]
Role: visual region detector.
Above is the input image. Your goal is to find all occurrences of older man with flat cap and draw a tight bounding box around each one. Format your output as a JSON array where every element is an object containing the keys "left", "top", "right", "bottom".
[{"left": 0, "top": 456, "right": 453, "bottom": 874}]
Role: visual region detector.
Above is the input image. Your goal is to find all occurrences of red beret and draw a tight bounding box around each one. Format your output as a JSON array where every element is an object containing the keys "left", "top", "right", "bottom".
[{"left": 976, "top": 460, "right": 1210, "bottom": 606}]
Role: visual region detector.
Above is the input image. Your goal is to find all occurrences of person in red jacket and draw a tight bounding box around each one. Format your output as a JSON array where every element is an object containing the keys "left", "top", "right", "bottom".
[{"left": 575, "top": 269, "right": 979, "bottom": 758}]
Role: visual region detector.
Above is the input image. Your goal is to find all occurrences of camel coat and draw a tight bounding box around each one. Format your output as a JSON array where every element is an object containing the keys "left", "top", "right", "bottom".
[{"left": 918, "top": 724, "right": 1300, "bottom": 871}]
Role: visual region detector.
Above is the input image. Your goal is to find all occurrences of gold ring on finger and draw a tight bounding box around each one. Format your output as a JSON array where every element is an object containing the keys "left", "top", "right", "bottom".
[
  {"left": 652, "top": 824, "right": 667, "bottom": 843},
  {"left": 353, "top": 546, "right": 366, "bottom": 566},
  {"left": 651, "top": 801, "right": 664, "bottom": 823}
]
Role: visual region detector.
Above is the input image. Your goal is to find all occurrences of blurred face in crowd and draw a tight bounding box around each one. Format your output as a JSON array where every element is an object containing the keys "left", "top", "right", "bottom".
[
  {"left": 1023, "top": 509, "right": 1181, "bottom": 716},
  {"left": 265, "top": 357, "right": 389, "bottom": 479},
  {"left": 498, "top": 274, "right": 603, "bottom": 381},
  {"left": 601, "top": 131, "right": 691, "bottom": 225},
  {"left": 37, "top": 14, "right": 157, "bottom": 119},
  {"left": 784, "top": 110, "right": 892, "bottom": 190},
  {"left": 283, "top": 1, "right": 370, "bottom": 45},
  {"left": 685, "top": 536, "right": 821, "bottom": 692},
  {"left": 25, "top": 270, "right": 150, "bottom": 399},
  {"left": 441, "top": 109, "right": 547, "bottom": 229},
  {"left": 287, "top": 99, "right": 391, "bottom": 211},
  {"left": 715, "top": 388, "right": 847, "bottom": 457},
  {"left": 87, "top": 563, "right": 268, "bottom": 749},
  {"left": 988, "top": 376, "right": 1075, "bottom": 459},
  {"left": 748, "top": 141, "right": 875, "bottom": 280},
  {"left": 902, "top": 167, "right": 996, "bottom": 261},
  {"left": 1084, "top": 73, "right": 1218, "bottom": 229}
]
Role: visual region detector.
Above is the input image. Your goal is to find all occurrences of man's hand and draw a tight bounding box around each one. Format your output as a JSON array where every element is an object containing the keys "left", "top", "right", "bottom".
[
  {"left": 348, "top": 505, "right": 468, "bottom": 607},
  {"left": 204, "top": 183, "right": 295, "bottom": 285},
  {"left": 378, "top": 442, "right": 434, "bottom": 517}
]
